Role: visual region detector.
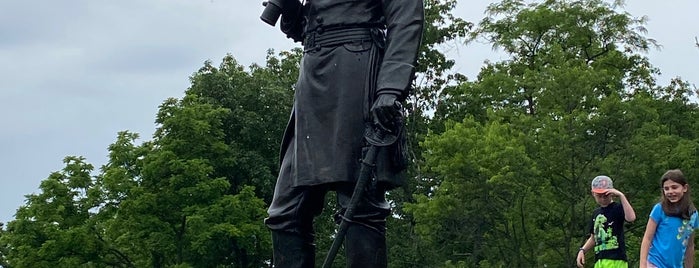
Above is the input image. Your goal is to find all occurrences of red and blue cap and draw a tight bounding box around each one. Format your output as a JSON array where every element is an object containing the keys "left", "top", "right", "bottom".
[{"left": 591, "top": 175, "right": 614, "bottom": 193}]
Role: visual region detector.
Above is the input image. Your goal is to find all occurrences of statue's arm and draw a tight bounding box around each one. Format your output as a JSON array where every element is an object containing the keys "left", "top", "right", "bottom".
[
  {"left": 280, "top": 0, "right": 304, "bottom": 42},
  {"left": 376, "top": 0, "right": 425, "bottom": 99}
]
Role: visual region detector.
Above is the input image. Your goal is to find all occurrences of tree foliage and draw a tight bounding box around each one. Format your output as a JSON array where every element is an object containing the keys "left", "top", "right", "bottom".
[
  {"left": 0, "top": 51, "right": 300, "bottom": 267},
  {"left": 1, "top": 0, "right": 698, "bottom": 267},
  {"left": 406, "top": 0, "right": 699, "bottom": 267}
]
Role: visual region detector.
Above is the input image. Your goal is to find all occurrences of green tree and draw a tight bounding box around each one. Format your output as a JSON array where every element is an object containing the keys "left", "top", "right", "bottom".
[
  {"left": 4, "top": 0, "right": 697, "bottom": 266},
  {"left": 0, "top": 157, "right": 129, "bottom": 267},
  {"left": 186, "top": 51, "right": 298, "bottom": 203},
  {"left": 95, "top": 51, "right": 300, "bottom": 267},
  {"left": 385, "top": 0, "right": 473, "bottom": 266},
  {"left": 0, "top": 222, "right": 9, "bottom": 267},
  {"left": 97, "top": 96, "right": 269, "bottom": 267},
  {"left": 407, "top": 0, "right": 698, "bottom": 266},
  {"left": 406, "top": 117, "right": 541, "bottom": 267},
  {"left": 0, "top": 51, "right": 302, "bottom": 267}
]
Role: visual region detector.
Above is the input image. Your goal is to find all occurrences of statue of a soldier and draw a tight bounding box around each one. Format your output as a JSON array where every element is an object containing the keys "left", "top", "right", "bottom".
[{"left": 261, "top": 0, "right": 424, "bottom": 267}]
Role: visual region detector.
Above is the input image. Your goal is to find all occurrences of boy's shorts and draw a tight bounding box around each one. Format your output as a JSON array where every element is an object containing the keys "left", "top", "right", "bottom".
[{"left": 594, "top": 259, "right": 628, "bottom": 268}]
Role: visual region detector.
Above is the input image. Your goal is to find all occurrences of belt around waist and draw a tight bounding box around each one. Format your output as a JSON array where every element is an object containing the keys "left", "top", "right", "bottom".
[{"left": 303, "top": 28, "right": 376, "bottom": 52}]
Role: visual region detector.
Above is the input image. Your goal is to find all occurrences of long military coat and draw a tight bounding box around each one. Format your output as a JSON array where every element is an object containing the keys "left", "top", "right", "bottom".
[{"left": 277, "top": 0, "right": 423, "bottom": 188}]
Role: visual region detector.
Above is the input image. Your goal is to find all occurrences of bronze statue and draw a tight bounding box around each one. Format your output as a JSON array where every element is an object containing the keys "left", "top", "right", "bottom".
[{"left": 261, "top": 0, "right": 424, "bottom": 267}]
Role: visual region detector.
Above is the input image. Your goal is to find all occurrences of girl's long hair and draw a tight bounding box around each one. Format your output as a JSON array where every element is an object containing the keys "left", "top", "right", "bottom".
[{"left": 660, "top": 169, "right": 697, "bottom": 219}]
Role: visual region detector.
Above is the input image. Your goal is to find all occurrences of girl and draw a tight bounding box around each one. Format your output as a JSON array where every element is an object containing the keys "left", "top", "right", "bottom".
[{"left": 640, "top": 169, "right": 698, "bottom": 268}]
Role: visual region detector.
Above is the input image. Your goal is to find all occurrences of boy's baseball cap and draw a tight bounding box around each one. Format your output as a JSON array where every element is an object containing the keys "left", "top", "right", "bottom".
[{"left": 591, "top": 175, "right": 614, "bottom": 193}]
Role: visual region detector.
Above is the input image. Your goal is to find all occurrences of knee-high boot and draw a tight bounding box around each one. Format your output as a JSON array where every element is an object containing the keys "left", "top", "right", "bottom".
[
  {"left": 272, "top": 231, "right": 315, "bottom": 268},
  {"left": 344, "top": 224, "right": 387, "bottom": 268}
]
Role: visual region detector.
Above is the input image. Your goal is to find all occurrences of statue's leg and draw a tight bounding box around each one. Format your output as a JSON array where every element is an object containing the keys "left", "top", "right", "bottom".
[
  {"left": 270, "top": 230, "right": 316, "bottom": 268},
  {"left": 335, "top": 182, "right": 390, "bottom": 268},
  {"left": 344, "top": 224, "right": 387, "bottom": 268},
  {"left": 266, "top": 182, "right": 326, "bottom": 268},
  {"left": 265, "top": 142, "right": 328, "bottom": 268}
]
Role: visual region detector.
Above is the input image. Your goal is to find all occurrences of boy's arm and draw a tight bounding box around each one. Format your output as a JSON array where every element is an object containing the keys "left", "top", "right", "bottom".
[
  {"left": 608, "top": 189, "right": 636, "bottom": 222},
  {"left": 576, "top": 235, "right": 594, "bottom": 267},
  {"left": 685, "top": 233, "right": 695, "bottom": 267},
  {"left": 580, "top": 234, "right": 595, "bottom": 252}
]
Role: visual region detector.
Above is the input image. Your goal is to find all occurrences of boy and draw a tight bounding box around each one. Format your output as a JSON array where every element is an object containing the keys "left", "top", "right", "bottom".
[{"left": 576, "top": 175, "right": 636, "bottom": 268}]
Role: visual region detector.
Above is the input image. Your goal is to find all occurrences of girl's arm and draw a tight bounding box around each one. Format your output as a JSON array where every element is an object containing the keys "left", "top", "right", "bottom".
[
  {"left": 639, "top": 218, "right": 657, "bottom": 268},
  {"left": 685, "top": 233, "right": 695, "bottom": 267}
]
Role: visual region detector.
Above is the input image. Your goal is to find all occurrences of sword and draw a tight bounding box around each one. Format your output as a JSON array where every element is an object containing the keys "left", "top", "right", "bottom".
[{"left": 322, "top": 116, "right": 401, "bottom": 268}]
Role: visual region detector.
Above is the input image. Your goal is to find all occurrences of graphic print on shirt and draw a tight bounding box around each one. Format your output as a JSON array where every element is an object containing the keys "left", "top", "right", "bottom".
[
  {"left": 677, "top": 213, "right": 698, "bottom": 247},
  {"left": 594, "top": 214, "right": 619, "bottom": 252}
]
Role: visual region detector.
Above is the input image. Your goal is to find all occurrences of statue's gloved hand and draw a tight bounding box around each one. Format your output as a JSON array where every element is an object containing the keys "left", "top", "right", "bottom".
[
  {"left": 273, "top": 0, "right": 303, "bottom": 42},
  {"left": 370, "top": 93, "right": 401, "bottom": 132}
]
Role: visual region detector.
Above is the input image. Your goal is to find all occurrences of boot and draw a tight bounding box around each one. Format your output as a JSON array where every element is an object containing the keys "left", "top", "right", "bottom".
[
  {"left": 272, "top": 231, "right": 315, "bottom": 268},
  {"left": 344, "top": 224, "right": 387, "bottom": 268}
]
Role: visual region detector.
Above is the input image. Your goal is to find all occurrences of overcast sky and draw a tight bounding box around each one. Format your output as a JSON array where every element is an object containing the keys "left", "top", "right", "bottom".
[{"left": 1, "top": 0, "right": 697, "bottom": 224}]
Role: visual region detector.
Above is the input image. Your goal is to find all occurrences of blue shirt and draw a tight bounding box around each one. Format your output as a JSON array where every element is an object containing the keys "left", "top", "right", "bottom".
[{"left": 647, "top": 203, "right": 699, "bottom": 268}]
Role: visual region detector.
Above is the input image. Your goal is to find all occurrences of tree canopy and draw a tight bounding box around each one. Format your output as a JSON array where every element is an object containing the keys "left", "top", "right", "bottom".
[{"left": 1, "top": 0, "right": 697, "bottom": 267}]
